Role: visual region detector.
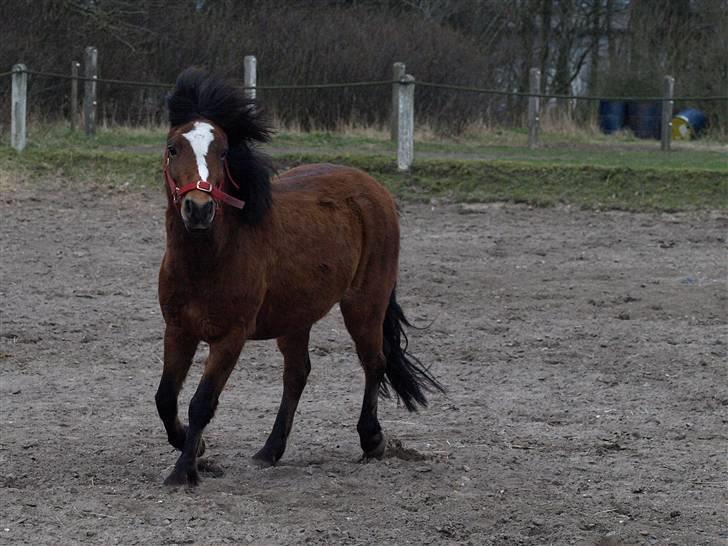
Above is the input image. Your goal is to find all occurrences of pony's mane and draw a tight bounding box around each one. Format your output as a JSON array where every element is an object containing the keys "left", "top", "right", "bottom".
[{"left": 167, "top": 67, "right": 274, "bottom": 224}]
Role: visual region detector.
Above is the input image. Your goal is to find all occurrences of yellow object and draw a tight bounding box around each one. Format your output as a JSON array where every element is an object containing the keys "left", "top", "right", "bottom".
[{"left": 672, "top": 116, "right": 693, "bottom": 140}]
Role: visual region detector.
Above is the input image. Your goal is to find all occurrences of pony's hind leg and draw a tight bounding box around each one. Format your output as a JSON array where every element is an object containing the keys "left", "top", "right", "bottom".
[
  {"left": 340, "top": 298, "right": 388, "bottom": 459},
  {"left": 155, "top": 327, "right": 203, "bottom": 454},
  {"left": 253, "top": 328, "right": 311, "bottom": 467}
]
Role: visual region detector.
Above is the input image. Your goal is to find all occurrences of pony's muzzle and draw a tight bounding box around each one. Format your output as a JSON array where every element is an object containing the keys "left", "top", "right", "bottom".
[{"left": 181, "top": 194, "right": 215, "bottom": 230}]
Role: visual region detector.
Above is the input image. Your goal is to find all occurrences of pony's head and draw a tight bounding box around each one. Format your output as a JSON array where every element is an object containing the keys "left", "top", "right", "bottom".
[{"left": 165, "top": 67, "right": 273, "bottom": 231}]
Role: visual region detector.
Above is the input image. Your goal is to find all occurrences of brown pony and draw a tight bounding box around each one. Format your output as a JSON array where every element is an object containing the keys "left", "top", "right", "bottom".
[{"left": 155, "top": 68, "right": 443, "bottom": 486}]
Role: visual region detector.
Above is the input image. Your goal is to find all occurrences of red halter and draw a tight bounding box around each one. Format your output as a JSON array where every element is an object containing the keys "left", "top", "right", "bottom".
[{"left": 163, "top": 153, "right": 245, "bottom": 210}]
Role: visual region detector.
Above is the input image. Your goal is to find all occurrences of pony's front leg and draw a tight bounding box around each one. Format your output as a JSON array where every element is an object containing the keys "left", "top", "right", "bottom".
[
  {"left": 164, "top": 332, "right": 244, "bottom": 487},
  {"left": 156, "top": 326, "right": 199, "bottom": 452}
]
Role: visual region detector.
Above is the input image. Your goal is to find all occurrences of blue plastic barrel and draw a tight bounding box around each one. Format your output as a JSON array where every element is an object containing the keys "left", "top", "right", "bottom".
[
  {"left": 626, "top": 101, "right": 661, "bottom": 139},
  {"left": 673, "top": 108, "right": 707, "bottom": 139},
  {"left": 598, "top": 100, "right": 627, "bottom": 134}
]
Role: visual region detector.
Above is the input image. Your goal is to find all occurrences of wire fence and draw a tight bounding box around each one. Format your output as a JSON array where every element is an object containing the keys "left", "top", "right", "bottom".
[
  {"left": 4, "top": 62, "right": 728, "bottom": 165},
  {"left": 3, "top": 67, "right": 727, "bottom": 102}
]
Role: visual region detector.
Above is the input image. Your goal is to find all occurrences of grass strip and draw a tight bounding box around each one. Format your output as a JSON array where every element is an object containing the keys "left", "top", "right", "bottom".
[{"left": 2, "top": 145, "right": 726, "bottom": 212}]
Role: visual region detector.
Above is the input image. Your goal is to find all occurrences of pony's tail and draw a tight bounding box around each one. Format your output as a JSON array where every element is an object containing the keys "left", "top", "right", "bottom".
[{"left": 380, "top": 288, "right": 445, "bottom": 411}]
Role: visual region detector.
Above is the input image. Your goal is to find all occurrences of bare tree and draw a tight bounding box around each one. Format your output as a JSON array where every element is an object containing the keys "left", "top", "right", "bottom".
[{"left": 1, "top": 0, "right": 725, "bottom": 133}]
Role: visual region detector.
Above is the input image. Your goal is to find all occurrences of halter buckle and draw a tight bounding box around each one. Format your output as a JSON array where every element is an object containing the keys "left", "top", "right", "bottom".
[{"left": 196, "top": 180, "right": 213, "bottom": 193}]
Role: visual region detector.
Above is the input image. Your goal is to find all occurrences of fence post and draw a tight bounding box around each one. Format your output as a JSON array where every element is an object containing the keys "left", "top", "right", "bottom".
[
  {"left": 391, "top": 62, "right": 405, "bottom": 141},
  {"left": 70, "top": 60, "right": 80, "bottom": 131},
  {"left": 661, "top": 75, "right": 675, "bottom": 152},
  {"left": 11, "top": 64, "right": 27, "bottom": 152},
  {"left": 83, "top": 46, "right": 98, "bottom": 136},
  {"left": 528, "top": 68, "right": 541, "bottom": 149},
  {"left": 244, "top": 55, "right": 257, "bottom": 100},
  {"left": 397, "top": 74, "right": 415, "bottom": 172}
]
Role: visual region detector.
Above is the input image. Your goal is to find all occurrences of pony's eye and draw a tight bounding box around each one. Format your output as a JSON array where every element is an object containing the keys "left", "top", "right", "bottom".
[
  {"left": 167, "top": 145, "right": 177, "bottom": 157},
  {"left": 220, "top": 150, "right": 228, "bottom": 160}
]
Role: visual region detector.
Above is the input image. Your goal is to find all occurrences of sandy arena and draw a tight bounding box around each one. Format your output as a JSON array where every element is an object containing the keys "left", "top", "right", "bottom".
[{"left": 1, "top": 179, "right": 726, "bottom": 545}]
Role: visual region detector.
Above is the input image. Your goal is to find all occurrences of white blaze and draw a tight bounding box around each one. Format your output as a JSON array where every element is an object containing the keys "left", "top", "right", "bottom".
[{"left": 182, "top": 121, "right": 215, "bottom": 181}]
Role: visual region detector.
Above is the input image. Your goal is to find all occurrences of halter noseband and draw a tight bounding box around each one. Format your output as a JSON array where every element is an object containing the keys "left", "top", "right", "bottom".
[{"left": 163, "top": 153, "right": 245, "bottom": 210}]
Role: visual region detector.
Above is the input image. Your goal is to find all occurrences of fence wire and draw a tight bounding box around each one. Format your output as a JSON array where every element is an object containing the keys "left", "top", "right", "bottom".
[
  {"left": 3, "top": 67, "right": 728, "bottom": 102},
  {"left": 414, "top": 80, "right": 728, "bottom": 102},
  {"left": 22, "top": 68, "right": 173, "bottom": 89},
  {"left": 253, "top": 79, "right": 393, "bottom": 90}
]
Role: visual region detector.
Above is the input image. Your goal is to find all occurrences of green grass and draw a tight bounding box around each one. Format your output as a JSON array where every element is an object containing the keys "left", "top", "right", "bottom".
[
  {"left": 275, "top": 154, "right": 728, "bottom": 211},
  {"left": 23, "top": 123, "right": 167, "bottom": 149},
  {"left": 271, "top": 128, "right": 728, "bottom": 171},
  {"left": 2, "top": 124, "right": 726, "bottom": 212}
]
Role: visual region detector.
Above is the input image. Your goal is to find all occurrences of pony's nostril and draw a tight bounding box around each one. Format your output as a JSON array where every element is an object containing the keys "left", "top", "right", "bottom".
[
  {"left": 184, "top": 199, "right": 193, "bottom": 215},
  {"left": 202, "top": 200, "right": 214, "bottom": 216}
]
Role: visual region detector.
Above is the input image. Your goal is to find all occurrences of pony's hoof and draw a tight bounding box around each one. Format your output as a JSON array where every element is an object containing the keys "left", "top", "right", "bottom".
[
  {"left": 251, "top": 448, "right": 278, "bottom": 468},
  {"left": 363, "top": 434, "right": 387, "bottom": 460},
  {"left": 163, "top": 465, "right": 200, "bottom": 487}
]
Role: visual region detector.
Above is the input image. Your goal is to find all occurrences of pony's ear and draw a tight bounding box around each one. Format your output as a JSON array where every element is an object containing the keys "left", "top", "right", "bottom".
[
  {"left": 168, "top": 67, "right": 271, "bottom": 147},
  {"left": 226, "top": 145, "right": 275, "bottom": 225}
]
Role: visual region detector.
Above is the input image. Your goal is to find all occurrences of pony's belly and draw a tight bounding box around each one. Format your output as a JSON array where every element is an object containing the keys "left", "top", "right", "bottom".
[
  {"left": 249, "top": 248, "right": 358, "bottom": 340},
  {"left": 250, "top": 294, "right": 339, "bottom": 340}
]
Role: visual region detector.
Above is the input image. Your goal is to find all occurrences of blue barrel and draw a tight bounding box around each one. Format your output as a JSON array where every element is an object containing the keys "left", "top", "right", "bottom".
[
  {"left": 673, "top": 108, "right": 707, "bottom": 139},
  {"left": 598, "top": 100, "right": 627, "bottom": 134},
  {"left": 626, "top": 101, "right": 661, "bottom": 139}
]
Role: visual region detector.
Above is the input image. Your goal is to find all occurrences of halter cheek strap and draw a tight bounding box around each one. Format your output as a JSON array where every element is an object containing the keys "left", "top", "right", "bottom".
[{"left": 163, "top": 155, "right": 245, "bottom": 210}]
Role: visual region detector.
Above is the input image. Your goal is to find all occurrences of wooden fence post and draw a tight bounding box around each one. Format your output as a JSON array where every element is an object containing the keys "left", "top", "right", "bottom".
[
  {"left": 528, "top": 68, "right": 541, "bottom": 150},
  {"left": 244, "top": 55, "right": 257, "bottom": 100},
  {"left": 661, "top": 75, "right": 675, "bottom": 152},
  {"left": 83, "top": 46, "right": 98, "bottom": 136},
  {"left": 397, "top": 74, "right": 415, "bottom": 172},
  {"left": 11, "top": 64, "right": 27, "bottom": 152},
  {"left": 391, "top": 62, "right": 405, "bottom": 141},
  {"left": 70, "top": 60, "right": 80, "bottom": 131}
]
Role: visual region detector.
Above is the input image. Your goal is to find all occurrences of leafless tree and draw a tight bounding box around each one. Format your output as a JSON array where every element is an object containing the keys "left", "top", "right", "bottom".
[{"left": 1, "top": 0, "right": 725, "bottom": 133}]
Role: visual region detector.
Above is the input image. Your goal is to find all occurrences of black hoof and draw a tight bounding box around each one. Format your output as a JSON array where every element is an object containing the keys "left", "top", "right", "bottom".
[
  {"left": 363, "top": 433, "right": 387, "bottom": 459},
  {"left": 252, "top": 448, "right": 279, "bottom": 468},
  {"left": 163, "top": 464, "right": 200, "bottom": 487}
]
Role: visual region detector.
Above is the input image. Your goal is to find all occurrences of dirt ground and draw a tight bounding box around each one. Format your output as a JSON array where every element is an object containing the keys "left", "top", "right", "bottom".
[{"left": 1, "top": 178, "right": 726, "bottom": 545}]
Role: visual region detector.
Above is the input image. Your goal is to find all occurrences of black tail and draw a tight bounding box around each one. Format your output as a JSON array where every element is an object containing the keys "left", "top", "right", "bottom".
[{"left": 380, "top": 288, "right": 445, "bottom": 411}]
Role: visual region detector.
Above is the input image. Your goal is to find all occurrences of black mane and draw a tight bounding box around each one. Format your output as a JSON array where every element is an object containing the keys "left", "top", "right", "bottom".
[{"left": 167, "top": 67, "right": 274, "bottom": 224}]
